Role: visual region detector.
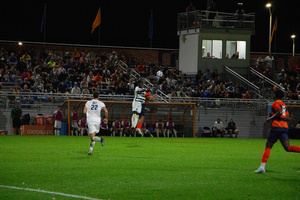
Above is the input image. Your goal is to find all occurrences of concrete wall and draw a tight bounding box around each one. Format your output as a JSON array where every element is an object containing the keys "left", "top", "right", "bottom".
[{"left": 179, "top": 33, "right": 199, "bottom": 75}]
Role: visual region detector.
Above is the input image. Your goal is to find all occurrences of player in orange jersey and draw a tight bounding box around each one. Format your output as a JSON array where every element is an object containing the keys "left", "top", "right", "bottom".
[{"left": 255, "top": 90, "right": 300, "bottom": 173}]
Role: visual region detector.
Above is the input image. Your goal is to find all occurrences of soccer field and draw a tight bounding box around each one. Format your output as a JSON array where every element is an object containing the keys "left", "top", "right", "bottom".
[{"left": 0, "top": 136, "right": 299, "bottom": 200}]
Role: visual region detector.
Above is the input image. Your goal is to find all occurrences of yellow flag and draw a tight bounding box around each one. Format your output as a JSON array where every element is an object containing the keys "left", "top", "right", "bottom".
[
  {"left": 91, "top": 8, "right": 101, "bottom": 34},
  {"left": 269, "top": 17, "right": 277, "bottom": 43}
]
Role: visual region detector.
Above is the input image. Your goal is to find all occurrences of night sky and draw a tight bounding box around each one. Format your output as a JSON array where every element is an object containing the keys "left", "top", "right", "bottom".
[{"left": 1, "top": 0, "right": 299, "bottom": 53}]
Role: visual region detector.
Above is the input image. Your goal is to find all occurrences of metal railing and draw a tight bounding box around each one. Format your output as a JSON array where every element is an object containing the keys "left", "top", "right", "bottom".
[
  {"left": 250, "top": 67, "right": 285, "bottom": 100},
  {"left": 123, "top": 61, "right": 170, "bottom": 102},
  {"left": 224, "top": 66, "right": 263, "bottom": 99},
  {"left": 250, "top": 67, "right": 283, "bottom": 89},
  {"left": 177, "top": 10, "right": 255, "bottom": 33}
]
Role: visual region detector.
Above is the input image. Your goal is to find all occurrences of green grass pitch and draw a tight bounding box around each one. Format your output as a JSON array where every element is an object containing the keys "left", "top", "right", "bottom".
[{"left": 0, "top": 136, "right": 299, "bottom": 200}]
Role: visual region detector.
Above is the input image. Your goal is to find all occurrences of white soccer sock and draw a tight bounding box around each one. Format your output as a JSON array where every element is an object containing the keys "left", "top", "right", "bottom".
[
  {"left": 75, "top": 130, "right": 78, "bottom": 136},
  {"left": 135, "top": 115, "right": 140, "bottom": 127},
  {"left": 90, "top": 141, "right": 95, "bottom": 151},
  {"left": 131, "top": 115, "right": 135, "bottom": 128},
  {"left": 260, "top": 162, "right": 266, "bottom": 169},
  {"left": 71, "top": 130, "right": 74, "bottom": 136},
  {"left": 92, "top": 136, "right": 101, "bottom": 141},
  {"left": 57, "top": 130, "right": 60, "bottom": 136},
  {"left": 113, "top": 132, "right": 115, "bottom": 137},
  {"left": 132, "top": 114, "right": 138, "bottom": 128}
]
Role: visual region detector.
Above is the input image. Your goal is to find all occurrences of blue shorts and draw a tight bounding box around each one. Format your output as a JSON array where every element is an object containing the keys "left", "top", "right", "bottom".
[
  {"left": 140, "top": 104, "right": 146, "bottom": 117},
  {"left": 267, "top": 127, "right": 289, "bottom": 143}
]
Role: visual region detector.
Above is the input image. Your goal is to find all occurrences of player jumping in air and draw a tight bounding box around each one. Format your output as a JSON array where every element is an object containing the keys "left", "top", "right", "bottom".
[
  {"left": 131, "top": 80, "right": 146, "bottom": 135},
  {"left": 135, "top": 89, "right": 157, "bottom": 135},
  {"left": 83, "top": 91, "right": 108, "bottom": 155},
  {"left": 255, "top": 90, "right": 300, "bottom": 173}
]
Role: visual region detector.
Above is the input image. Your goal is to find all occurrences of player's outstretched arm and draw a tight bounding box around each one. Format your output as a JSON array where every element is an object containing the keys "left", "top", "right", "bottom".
[
  {"left": 103, "top": 107, "right": 108, "bottom": 122},
  {"left": 267, "top": 109, "right": 282, "bottom": 122},
  {"left": 83, "top": 106, "right": 87, "bottom": 114}
]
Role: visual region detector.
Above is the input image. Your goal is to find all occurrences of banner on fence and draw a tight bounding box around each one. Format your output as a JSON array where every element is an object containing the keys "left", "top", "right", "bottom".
[{"left": 21, "top": 125, "right": 54, "bottom": 135}]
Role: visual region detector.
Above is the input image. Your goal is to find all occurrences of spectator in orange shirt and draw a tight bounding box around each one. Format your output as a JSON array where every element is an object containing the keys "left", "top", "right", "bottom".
[
  {"left": 94, "top": 72, "right": 103, "bottom": 83},
  {"left": 72, "top": 47, "right": 81, "bottom": 61},
  {"left": 243, "top": 90, "right": 252, "bottom": 108},
  {"left": 137, "top": 61, "right": 145, "bottom": 74}
]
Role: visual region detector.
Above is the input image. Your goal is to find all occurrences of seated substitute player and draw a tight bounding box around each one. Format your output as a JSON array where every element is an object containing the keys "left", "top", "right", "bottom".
[
  {"left": 227, "top": 118, "right": 239, "bottom": 138},
  {"left": 78, "top": 116, "right": 88, "bottom": 136},
  {"left": 53, "top": 105, "right": 63, "bottom": 136},
  {"left": 100, "top": 117, "right": 109, "bottom": 136},
  {"left": 141, "top": 122, "right": 153, "bottom": 137},
  {"left": 213, "top": 118, "right": 225, "bottom": 137},
  {"left": 155, "top": 119, "right": 166, "bottom": 137},
  {"left": 122, "top": 116, "right": 131, "bottom": 137},
  {"left": 255, "top": 90, "right": 300, "bottom": 174},
  {"left": 83, "top": 91, "right": 108, "bottom": 155},
  {"left": 166, "top": 118, "right": 177, "bottom": 138},
  {"left": 71, "top": 107, "right": 79, "bottom": 136},
  {"left": 112, "top": 118, "right": 122, "bottom": 137}
]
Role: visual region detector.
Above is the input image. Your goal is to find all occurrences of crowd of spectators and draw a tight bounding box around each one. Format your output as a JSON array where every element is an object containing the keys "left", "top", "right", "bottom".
[
  {"left": 0, "top": 45, "right": 256, "bottom": 108},
  {"left": 0, "top": 47, "right": 150, "bottom": 99},
  {"left": 252, "top": 54, "right": 300, "bottom": 100}
]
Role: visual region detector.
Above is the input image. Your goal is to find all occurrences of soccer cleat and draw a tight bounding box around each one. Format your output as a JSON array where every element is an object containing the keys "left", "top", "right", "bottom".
[
  {"left": 101, "top": 137, "right": 105, "bottom": 146},
  {"left": 255, "top": 168, "right": 265, "bottom": 174},
  {"left": 88, "top": 151, "right": 92, "bottom": 155}
]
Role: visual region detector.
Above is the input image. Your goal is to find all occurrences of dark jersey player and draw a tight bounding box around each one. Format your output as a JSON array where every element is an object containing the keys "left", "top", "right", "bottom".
[{"left": 255, "top": 90, "right": 300, "bottom": 173}]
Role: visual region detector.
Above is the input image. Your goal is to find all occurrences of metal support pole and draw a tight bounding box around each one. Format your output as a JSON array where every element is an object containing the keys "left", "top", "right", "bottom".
[
  {"left": 293, "top": 38, "right": 295, "bottom": 56},
  {"left": 268, "top": 8, "right": 272, "bottom": 54}
]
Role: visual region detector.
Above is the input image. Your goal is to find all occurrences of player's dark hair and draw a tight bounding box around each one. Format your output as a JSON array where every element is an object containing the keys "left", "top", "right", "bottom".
[
  {"left": 275, "top": 89, "right": 284, "bottom": 99},
  {"left": 73, "top": 107, "right": 77, "bottom": 109},
  {"left": 93, "top": 91, "right": 99, "bottom": 98},
  {"left": 138, "top": 80, "right": 143, "bottom": 85}
]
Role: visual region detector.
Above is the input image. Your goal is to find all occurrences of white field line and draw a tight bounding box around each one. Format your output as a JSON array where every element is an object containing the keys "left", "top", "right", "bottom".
[{"left": 0, "top": 185, "right": 104, "bottom": 200}]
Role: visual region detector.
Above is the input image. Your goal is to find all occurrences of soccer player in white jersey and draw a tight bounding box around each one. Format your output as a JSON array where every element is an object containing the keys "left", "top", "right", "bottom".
[
  {"left": 83, "top": 91, "right": 108, "bottom": 155},
  {"left": 131, "top": 80, "right": 146, "bottom": 135}
]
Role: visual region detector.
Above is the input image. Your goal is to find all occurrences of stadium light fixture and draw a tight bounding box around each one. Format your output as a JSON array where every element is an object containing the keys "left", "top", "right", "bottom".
[
  {"left": 266, "top": 3, "right": 271, "bottom": 8},
  {"left": 18, "top": 42, "right": 23, "bottom": 45}
]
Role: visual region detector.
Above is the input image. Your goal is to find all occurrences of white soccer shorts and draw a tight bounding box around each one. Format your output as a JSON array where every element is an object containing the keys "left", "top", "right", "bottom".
[
  {"left": 72, "top": 121, "right": 78, "bottom": 128},
  {"left": 88, "top": 123, "right": 100, "bottom": 135},
  {"left": 132, "top": 101, "right": 142, "bottom": 113},
  {"left": 54, "top": 120, "right": 61, "bottom": 129}
]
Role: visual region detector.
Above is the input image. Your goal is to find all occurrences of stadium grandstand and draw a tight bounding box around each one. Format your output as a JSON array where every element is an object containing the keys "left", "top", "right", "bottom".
[{"left": 1, "top": 41, "right": 300, "bottom": 138}]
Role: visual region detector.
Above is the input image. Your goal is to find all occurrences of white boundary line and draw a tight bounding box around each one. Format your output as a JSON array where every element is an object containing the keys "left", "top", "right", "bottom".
[{"left": 0, "top": 185, "right": 104, "bottom": 200}]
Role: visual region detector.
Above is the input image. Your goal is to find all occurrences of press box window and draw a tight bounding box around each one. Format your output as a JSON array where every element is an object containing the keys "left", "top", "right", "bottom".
[
  {"left": 226, "top": 41, "right": 246, "bottom": 59},
  {"left": 202, "top": 40, "right": 222, "bottom": 59}
]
